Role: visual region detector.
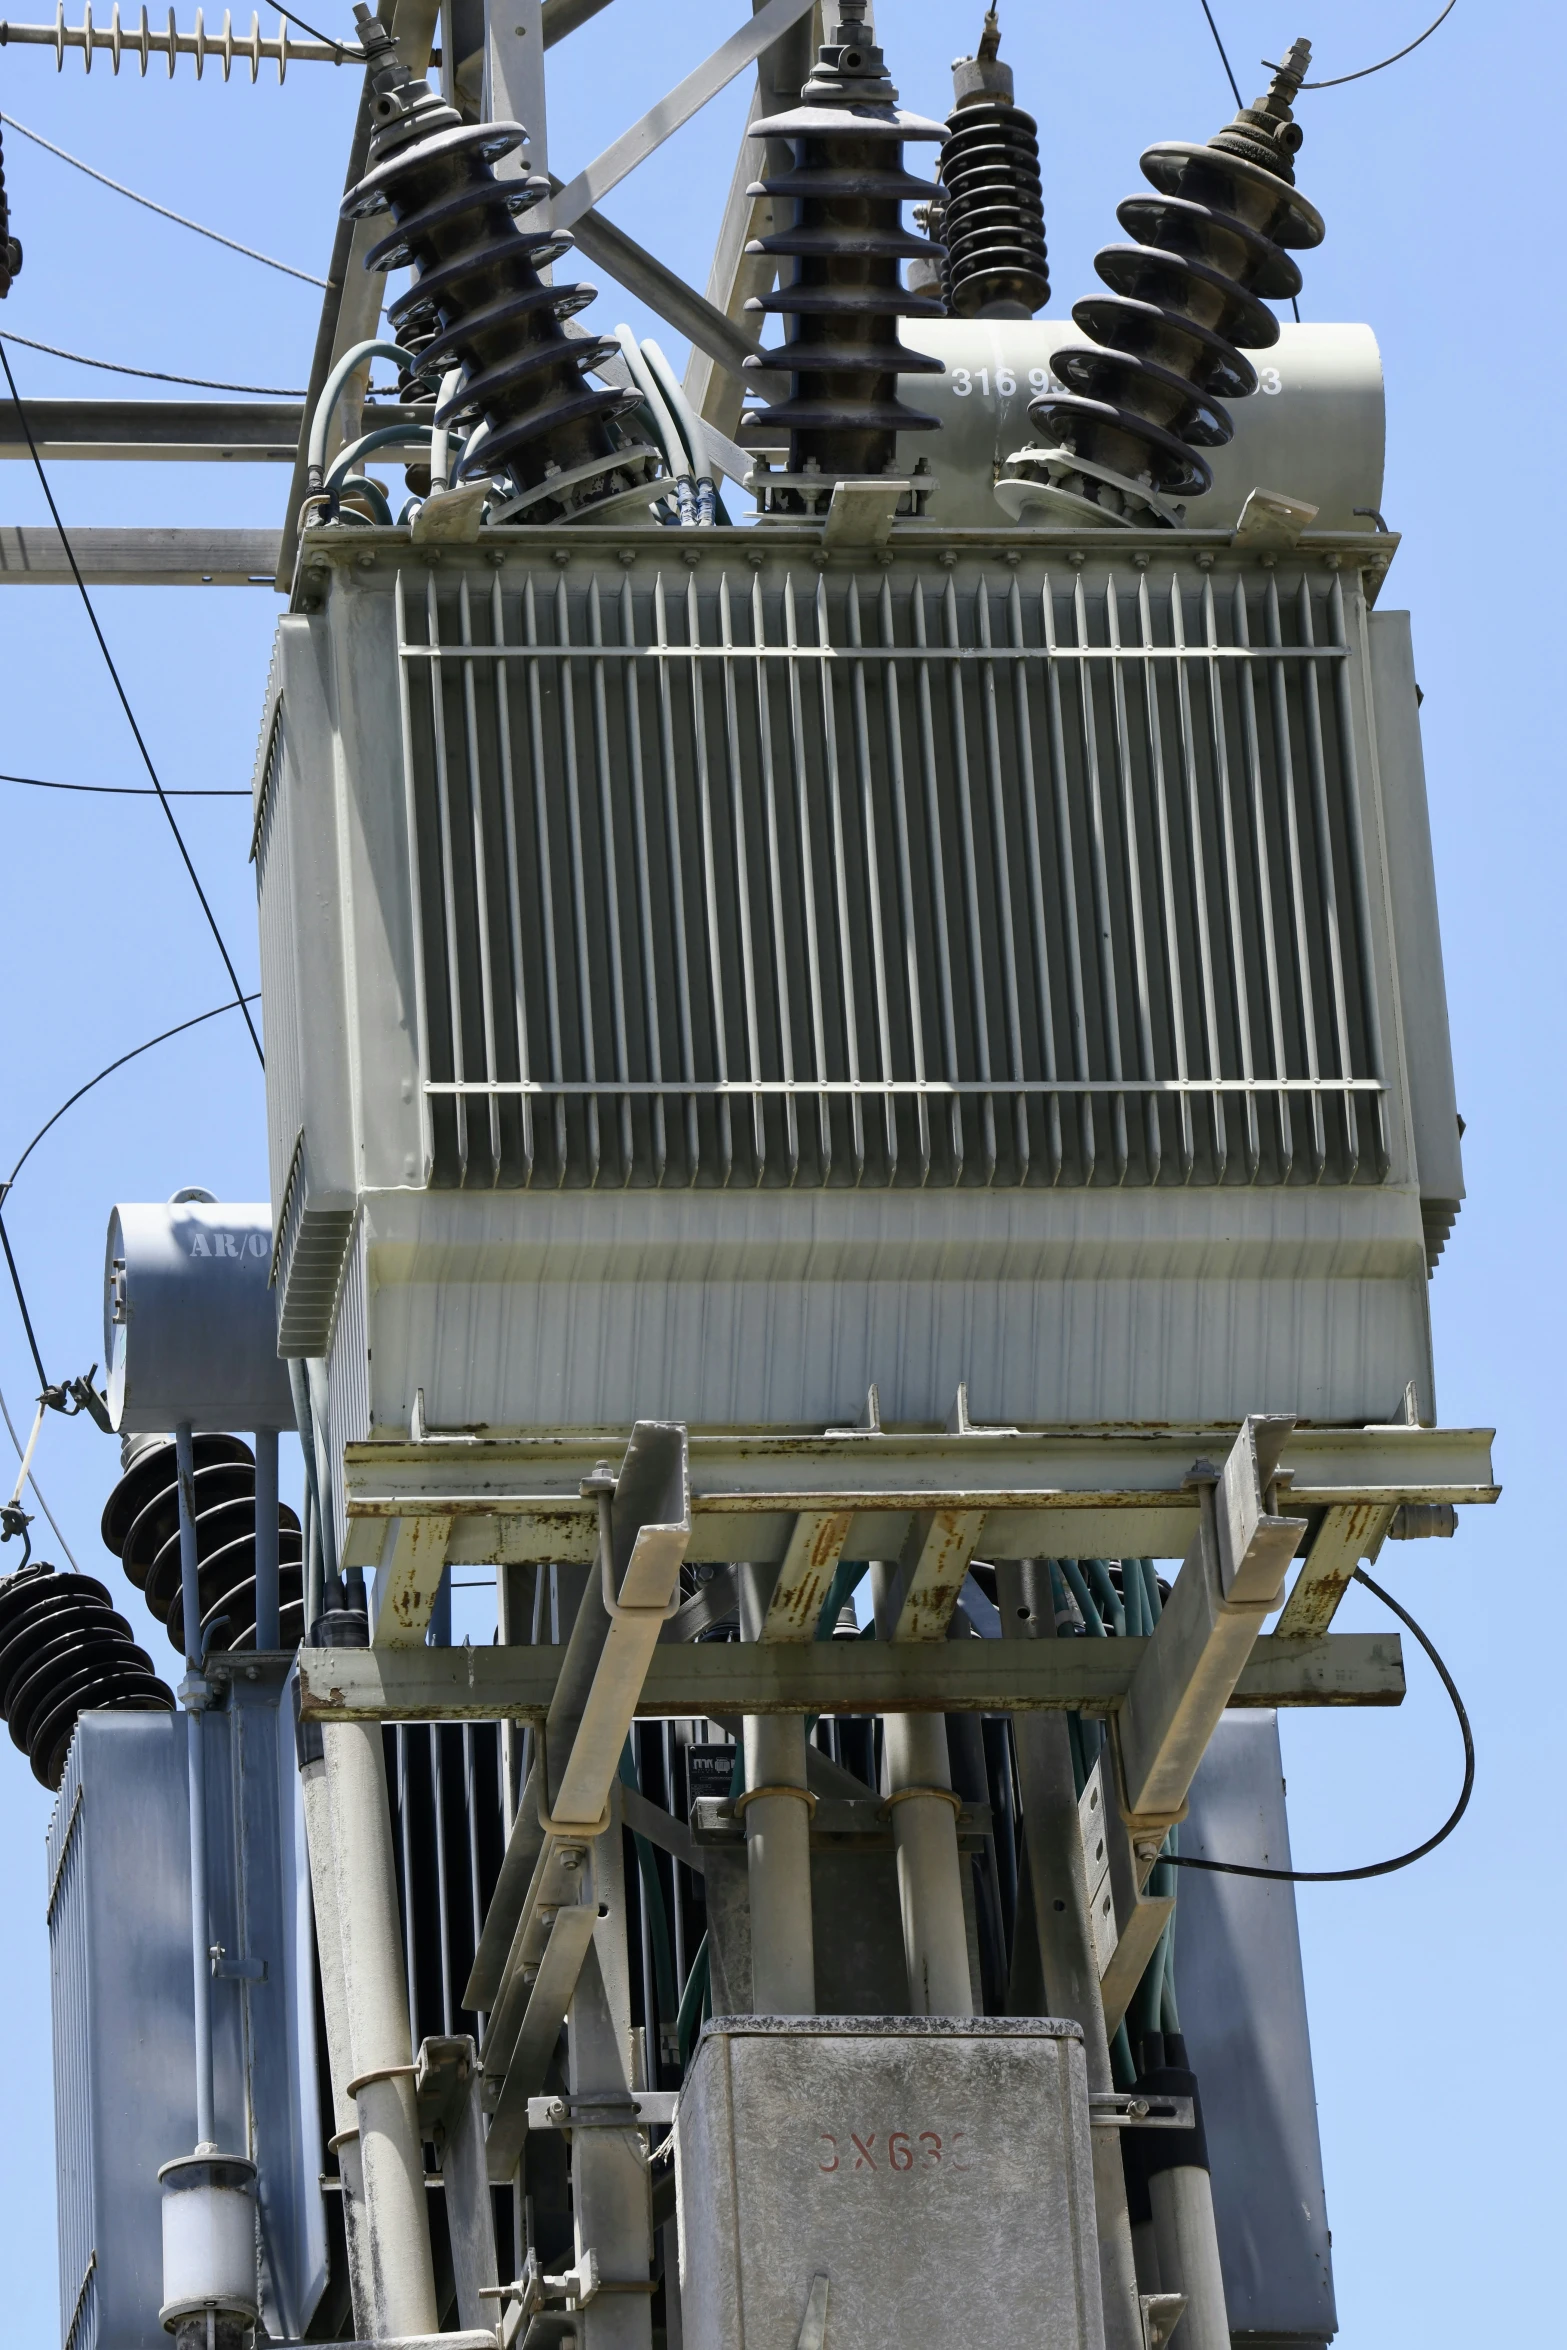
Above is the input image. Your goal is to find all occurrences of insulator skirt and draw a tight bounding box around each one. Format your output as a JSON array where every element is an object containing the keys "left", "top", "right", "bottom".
[{"left": 0, "top": 1569, "right": 172, "bottom": 1789}]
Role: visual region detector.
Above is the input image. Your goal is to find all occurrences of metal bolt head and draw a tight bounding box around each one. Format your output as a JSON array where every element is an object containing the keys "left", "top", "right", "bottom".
[{"left": 559, "top": 1846, "right": 584, "bottom": 1871}]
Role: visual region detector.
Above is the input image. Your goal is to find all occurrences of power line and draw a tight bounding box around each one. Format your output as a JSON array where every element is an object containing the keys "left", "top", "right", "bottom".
[
  {"left": 1284, "top": 0, "right": 1458, "bottom": 88},
  {"left": 0, "top": 1376, "right": 79, "bottom": 1571},
  {"left": 4, "top": 994, "right": 261, "bottom": 1196},
  {"left": 0, "top": 342, "right": 265, "bottom": 1066},
  {"left": 1169, "top": 1565, "right": 1473, "bottom": 1883},
  {"left": 1198, "top": 0, "right": 1243, "bottom": 108},
  {"left": 0, "top": 1208, "right": 46, "bottom": 1388},
  {"left": 0, "top": 110, "right": 328, "bottom": 286},
  {"left": 0, "top": 329, "right": 305, "bottom": 397},
  {"left": 7, "top": 769, "right": 254, "bottom": 804}
]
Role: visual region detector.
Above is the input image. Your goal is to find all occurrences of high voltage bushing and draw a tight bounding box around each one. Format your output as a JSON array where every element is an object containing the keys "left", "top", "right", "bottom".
[
  {"left": 1016, "top": 38, "right": 1322, "bottom": 526},
  {"left": 0, "top": 1563, "right": 172, "bottom": 1789},
  {"left": 100, "top": 1433, "right": 303, "bottom": 1656},
  {"left": 937, "top": 9, "right": 1048, "bottom": 319},
  {"left": 343, "top": 2, "right": 653, "bottom": 523},
  {"left": 742, "top": 0, "right": 946, "bottom": 511}
]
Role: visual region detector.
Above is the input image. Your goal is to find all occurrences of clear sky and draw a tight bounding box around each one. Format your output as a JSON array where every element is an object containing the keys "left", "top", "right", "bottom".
[{"left": 0, "top": 1, "right": 1552, "bottom": 2342}]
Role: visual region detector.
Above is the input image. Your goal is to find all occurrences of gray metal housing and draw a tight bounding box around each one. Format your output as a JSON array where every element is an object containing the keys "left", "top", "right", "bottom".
[
  {"left": 47, "top": 1677, "right": 325, "bottom": 2350},
  {"left": 104, "top": 1200, "right": 295, "bottom": 1434},
  {"left": 252, "top": 525, "right": 1461, "bottom": 1449},
  {"left": 674, "top": 2016, "right": 1104, "bottom": 2350},
  {"left": 1177, "top": 1711, "right": 1336, "bottom": 2346}
]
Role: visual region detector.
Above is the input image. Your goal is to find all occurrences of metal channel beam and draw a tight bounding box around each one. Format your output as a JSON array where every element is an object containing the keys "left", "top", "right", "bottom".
[
  {"left": 0, "top": 527, "right": 283, "bottom": 584},
  {"left": 469, "top": 1425, "right": 689, "bottom": 2174},
  {"left": 1275, "top": 1501, "right": 1396, "bottom": 1636},
  {"left": 1113, "top": 1418, "right": 1306, "bottom": 1865},
  {"left": 338, "top": 1423, "right": 1499, "bottom": 1573},
  {"left": 297, "top": 1630, "right": 1405, "bottom": 1721}
]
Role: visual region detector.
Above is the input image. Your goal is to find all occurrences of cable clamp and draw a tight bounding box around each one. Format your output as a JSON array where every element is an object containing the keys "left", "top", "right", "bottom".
[
  {"left": 734, "top": 1782, "right": 818, "bottom": 1820},
  {"left": 879, "top": 1784, "right": 964, "bottom": 1820},
  {"left": 344, "top": 2063, "right": 418, "bottom": 2099}
]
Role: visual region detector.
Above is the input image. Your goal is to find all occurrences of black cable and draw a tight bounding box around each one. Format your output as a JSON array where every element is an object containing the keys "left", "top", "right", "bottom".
[
  {"left": 0, "top": 343, "right": 264, "bottom": 1067},
  {"left": 0, "top": 769, "right": 248, "bottom": 797},
  {"left": 0, "top": 113, "right": 328, "bottom": 286},
  {"left": 1169, "top": 1565, "right": 1473, "bottom": 1883},
  {"left": 2, "top": 994, "right": 262, "bottom": 1199},
  {"left": 1196, "top": 3, "right": 1300, "bottom": 322},
  {"left": 1275, "top": 0, "right": 1458, "bottom": 88},
  {"left": 0, "top": 1208, "right": 46, "bottom": 1388},
  {"left": 273, "top": 1, "right": 357, "bottom": 53},
  {"left": 1198, "top": 0, "right": 1244, "bottom": 108},
  {"left": 0, "top": 329, "right": 305, "bottom": 397}
]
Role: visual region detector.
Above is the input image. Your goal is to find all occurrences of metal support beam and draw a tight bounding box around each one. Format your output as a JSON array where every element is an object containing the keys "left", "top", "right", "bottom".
[
  {"left": 471, "top": 1426, "right": 689, "bottom": 2169},
  {"left": 555, "top": 196, "right": 760, "bottom": 376},
  {"left": 742, "top": 1559, "right": 816, "bottom": 2011},
  {"left": 373, "top": 1512, "right": 455, "bottom": 1646},
  {"left": 339, "top": 1420, "right": 1499, "bottom": 1573},
  {"left": 761, "top": 1510, "right": 851, "bottom": 1639},
  {"left": 1275, "top": 1501, "right": 1395, "bottom": 1636},
  {"left": 551, "top": 0, "right": 815, "bottom": 232},
  {"left": 683, "top": 0, "right": 820, "bottom": 432},
  {"left": 414, "top": 2038, "right": 498, "bottom": 2330},
  {"left": 299, "top": 1630, "right": 1405, "bottom": 1722},
  {"left": 482, "top": 0, "right": 544, "bottom": 180},
  {"left": 1114, "top": 1419, "right": 1307, "bottom": 1874},
  {"left": 0, "top": 527, "right": 283, "bottom": 587}
]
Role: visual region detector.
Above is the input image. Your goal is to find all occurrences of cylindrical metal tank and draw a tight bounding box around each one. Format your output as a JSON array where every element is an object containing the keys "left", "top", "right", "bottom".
[
  {"left": 893, "top": 317, "right": 1384, "bottom": 531},
  {"left": 104, "top": 1195, "right": 293, "bottom": 1434}
]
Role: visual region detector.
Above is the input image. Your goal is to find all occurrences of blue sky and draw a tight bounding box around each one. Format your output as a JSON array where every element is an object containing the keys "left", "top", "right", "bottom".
[{"left": 0, "top": 1, "right": 1553, "bottom": 2340}]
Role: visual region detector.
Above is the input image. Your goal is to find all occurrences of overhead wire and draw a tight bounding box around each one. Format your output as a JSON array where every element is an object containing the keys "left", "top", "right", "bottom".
[
  {"left": 0, "top": 110, "right": 328, "bottom": 285},
  {"left": 0, "top": 328, "right": 305, "bottom": 396},
  {"left": 0, "top": 341, "right": 265, "bottom": 1065},
  {"left": 272, "top": 1, "right": 358, "bottom": 54},
  {"left": 3, "top": 994, "right": 263, "bottom": 1199},
  {"left": 0, "top": 769, "right": 248, "bottom": 796},
  {"left": 1280, "top": 0, "right": 1458, "bottom": 87},
  {"left": 1168, "top": 1565, "right": 1474, "bottom": 1882}
]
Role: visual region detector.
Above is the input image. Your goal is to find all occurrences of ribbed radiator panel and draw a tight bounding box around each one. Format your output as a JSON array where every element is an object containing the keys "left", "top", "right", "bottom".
[{"left": 395, "top": 558, "right": 1387, "bottom": 1193}]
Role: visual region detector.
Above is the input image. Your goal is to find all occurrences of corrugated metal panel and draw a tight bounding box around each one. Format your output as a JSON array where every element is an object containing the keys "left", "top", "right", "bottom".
[
  {"left": 45, "top": 1692, "right": 326, "bottom": 2349},
  {"left": 394, "top": 556, "right": 1388, "bottom": 1194}
]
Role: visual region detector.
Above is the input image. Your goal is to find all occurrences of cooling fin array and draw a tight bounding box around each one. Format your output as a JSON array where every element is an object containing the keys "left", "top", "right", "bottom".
[
  {"left": 1015, "top": 38, "right": 1322, "bottom": 525},
  {"left": 741, "top": 0, "right": 946, "bottom": 507},
  {"left": 100, "top": 1433, "right": 303, "bottom": 1656},
  {"left": 0, "top": 1563, "right": 172, "bottom": 1789},
  {"left": 342, "top": 1, "right": 653, "bottom": 522}
]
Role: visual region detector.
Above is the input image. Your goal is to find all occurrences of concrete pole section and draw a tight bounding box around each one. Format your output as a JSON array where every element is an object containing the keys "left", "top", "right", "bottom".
[
  {"left": 299, "top": 1748, "right": 377, "bottom": 2339},
  {"left": 998, "top": 1561, "right": 1144, "bottom": 2350},
  {"left": 322, "top": 1719, "right": 439, "bottom": 2338},
  {"left": 737, "top": 1562, "right": 815, "bottom": 2014},
  {"left": 869, "top": 1560, "right": 975, "bottom": 2018},
  {"left": 1150, "top": 2167, "right": 1231, "bottom": 2350}
]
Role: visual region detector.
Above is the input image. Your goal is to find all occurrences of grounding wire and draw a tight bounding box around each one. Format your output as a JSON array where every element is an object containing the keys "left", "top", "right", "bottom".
[
  {"left": 0, "top": 341, "right": 265, "bottom": 1066},
  {"left": 1278, "top": 0, "right": 1458, "bottom": 88},
  {"left": 0, "top": 111, "right": 328, "bottom": 285},
  {"left": 0, "top": 328, "right": 305, "bottom": 396},
  {"left": 1194, "top": 2, "right": 1299, "bottom": 323},
  {"left": 0, "top": 769, "right": 247, "bottom": 796},
  {"left": 0, "top": 1377, "right": 79, "bottom": 1571},
  {"left": 1168, "top": 1564, "right": 1473, "bottom": 1883},
  {"left": 2, "top": 994, "right": 262, "bottom": 1199}
]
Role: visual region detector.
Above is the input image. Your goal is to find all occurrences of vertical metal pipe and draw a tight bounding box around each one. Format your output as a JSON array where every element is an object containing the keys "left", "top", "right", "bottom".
[
  {"left": 1071, "top": 564, "right": 1128, "bottom": 1181},
  {"left": 783, "top": 570, "right": 834, "bottom": 1178},
  {"left": 869, "top": 1561, "right": 973, "bottom": 2016},
  {"left": 651, "top": 570, "right": 701, "bottom": 1178},
  {"left": 557, "top": 574, "right": 602, "bottom": 1183},
  {"left": 815, "top": 572, "right": 867, "bottom": 1181},
  {"left": 880, "top": 574, "right": 932, "bottom": 1183},
  {"left": 1136, "top": 564, "right": 1195, "bottom": 1181},
  {"left": 976, "top": 576, "right": 1030, "bottom": 1181},
  {"left": 621, "top": 574, "right": 668, "bottom": 1184},
  {"left": 997, "top": 1559, "right": 1143, "bottom": 2350},
  {"left": 686, "top": 568, "right": 734, "bottom": 1184},
  {"left": 522, "top": 574, "right": 568, "bottom": 1177},
  {"left": 718, "top": 570, "right": 768, "bottom": 1174},
  {"left": 588, "top": 576, "right": 635, "bottom": 1178},
  {"left": 425, "top": 568, "right": 473, "bottom": 1182},
  {"left": 941, "top": 571, "right": 997, "bottom": 1181},
  {"left": 909, "top": 576, "right": 965, "bottom": 1176},
  {"left": 300, "top": 1740, "right": 378, "bottom": 2336},
  {"left": 491, "top": 571, "right": 538, "bottom": 1183},
  {"left": 175, "top": 1423, "right": 216, "bottom": 2151},
  {"left": 253, "top": 1426, "right": 280, "bottom": 1652},
  {"left": 397, "top": 1725, "right": 419, "bottom": 2049},
  {"left": 432, "top": 1724, "right": 453, "bottom": 2036},
  {"left": 1039, "top": 574, "right": 1096, "bottom": 1179},
  {"left": 737, "top": 1562, "right": 815, "bottom": 2013},
  {"left": 753, "top": 565, "right": 801, "bottom": 1183},
  {"left": 1008, "top": 572, "right": 1063, "bottom": 1182},
  {"left": 323, "top": 1718, "right": 439, "bottom": 2337},
  {"left": 1149, "top": 2164, "right": 1231, "bottom": 2350}
]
